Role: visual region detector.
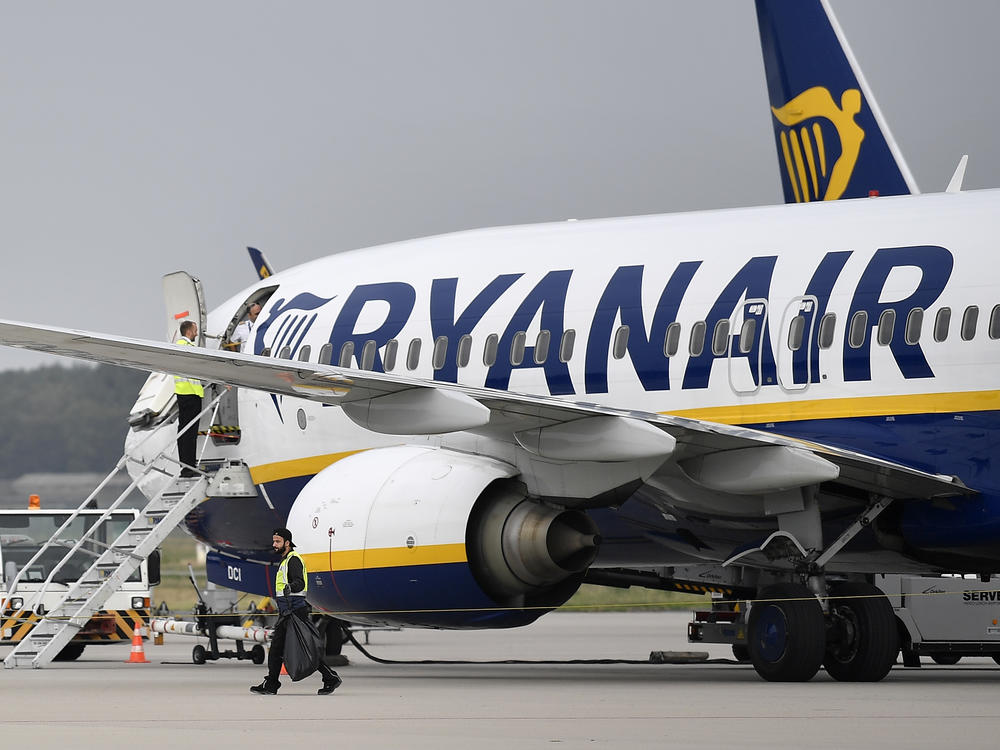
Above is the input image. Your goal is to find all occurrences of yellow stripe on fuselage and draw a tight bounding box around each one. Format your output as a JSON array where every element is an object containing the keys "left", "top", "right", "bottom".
[
  {"left": 249, "top": 450, "right": 366, "bottom": 484},
  {"left": 301, "top": 543, "right": 467, "bottom": 574},
  {"left": 664, "top": 390, "right": 1000, "bottom": 425}
]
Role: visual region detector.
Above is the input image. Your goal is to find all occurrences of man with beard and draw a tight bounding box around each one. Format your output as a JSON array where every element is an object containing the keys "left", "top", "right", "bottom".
[{"left": 251, "top": 528, "right": 343, "bottom": 695}]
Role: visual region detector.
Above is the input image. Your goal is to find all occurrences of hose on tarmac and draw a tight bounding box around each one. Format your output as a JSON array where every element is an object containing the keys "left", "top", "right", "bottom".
[{"left": 344, "top": 629, "right": 740, "bottom": 666}]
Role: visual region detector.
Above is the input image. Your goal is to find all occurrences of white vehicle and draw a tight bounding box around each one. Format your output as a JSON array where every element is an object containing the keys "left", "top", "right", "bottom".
[
  {"left": 0, "top": 1, "right": 997, "bottom": 682},
  {"left": 0, "top": 509, "right": 156, "bottom": 661}
]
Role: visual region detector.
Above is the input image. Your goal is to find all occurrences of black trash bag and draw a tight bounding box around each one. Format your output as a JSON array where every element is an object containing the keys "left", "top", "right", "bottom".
[{"left": 283, "top": 613, "right": 322, "bottom": 681}]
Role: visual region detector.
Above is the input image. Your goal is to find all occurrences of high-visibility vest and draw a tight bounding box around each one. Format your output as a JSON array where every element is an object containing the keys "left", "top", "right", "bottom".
[
  {"left": 173, "top": 338, "right": 204, "bottom": 397},
  {"left": 275, "top": 550, "right": 308, "bottom": 598}
]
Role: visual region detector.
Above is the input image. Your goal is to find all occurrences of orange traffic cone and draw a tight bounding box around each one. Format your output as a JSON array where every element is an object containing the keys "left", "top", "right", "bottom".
[
  {"left": 126, "top": 621, "right": 151, "bottom": 664},
  {"left": 280, "top": 662, "right": 288, "bottom": 675}
]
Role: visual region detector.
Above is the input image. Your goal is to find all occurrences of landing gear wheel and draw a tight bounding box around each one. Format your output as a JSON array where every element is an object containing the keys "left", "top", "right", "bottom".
[
  {"left": 250, "top": 644, "right": 266, "bottom": 665},
  {"left": 823, "top": 582, "right": 899, "bottom": 682},
  {"left": 748, "top": 583, "right": 826, "bottom": 682},
  {"left": 192, "top": 644, "right": 207, "bottom": 665},
  {"left": 54, "top": 643, "right": 86, "bottom": 662},
  {"left": 931, "top": 654, "right": 961, "bottom": 665},
  {"left": 731, "top": 644, "right": 751, "bottom": 663}
]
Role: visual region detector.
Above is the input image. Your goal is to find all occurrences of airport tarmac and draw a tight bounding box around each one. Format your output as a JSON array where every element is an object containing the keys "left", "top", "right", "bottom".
[{"left": 1, "top": 610, "right": 998, "bottom": 749}]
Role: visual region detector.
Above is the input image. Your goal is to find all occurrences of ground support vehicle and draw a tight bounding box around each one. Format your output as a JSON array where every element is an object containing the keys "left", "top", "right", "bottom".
[{"left": 0, "top": 509, "right": 157, "bottom": 661}]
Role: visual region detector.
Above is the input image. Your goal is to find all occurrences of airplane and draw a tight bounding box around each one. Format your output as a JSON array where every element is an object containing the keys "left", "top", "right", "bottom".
[{"left": 1, "top": 0, "right": 995, "bottom": 683}]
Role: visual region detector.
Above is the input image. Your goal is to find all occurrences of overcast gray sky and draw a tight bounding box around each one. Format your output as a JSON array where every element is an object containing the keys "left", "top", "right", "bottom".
[{"left": 2, "top": 0, "right": 998, "bottom": 370}]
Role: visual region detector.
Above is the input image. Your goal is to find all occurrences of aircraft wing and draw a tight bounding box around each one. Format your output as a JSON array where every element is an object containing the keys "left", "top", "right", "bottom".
[{"left": 0, "top": 319, "right": 972, "bottom": 504}]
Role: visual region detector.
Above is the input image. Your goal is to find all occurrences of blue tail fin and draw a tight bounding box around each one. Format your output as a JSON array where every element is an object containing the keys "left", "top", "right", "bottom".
[
  {"left": 755, "top": 0, "right": 918, "bottom": 202},
  {"left": 247, "top": 246, "right": 275, "bottom": 280}
]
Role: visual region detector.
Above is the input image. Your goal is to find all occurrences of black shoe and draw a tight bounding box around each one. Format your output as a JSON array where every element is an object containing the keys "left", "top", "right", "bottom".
[
  {"left": 179, "top": 468, "right": 198, "bottom": 478},
  {"left": 250, "top": 679, "right": 280, "bottom": 695},
  {"left": 317, "top": 674, "right": 342, "bottom": 695}
]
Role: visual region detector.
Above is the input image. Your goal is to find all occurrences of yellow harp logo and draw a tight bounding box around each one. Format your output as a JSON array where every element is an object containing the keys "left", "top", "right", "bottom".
[{"left": 771, "top": 87, "right": 864, "bottom": 202}]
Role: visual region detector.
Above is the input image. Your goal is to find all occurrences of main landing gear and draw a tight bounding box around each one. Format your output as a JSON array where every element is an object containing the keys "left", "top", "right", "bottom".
[
  {"left": 743, "top": 580, "right": 899, "bottom": 683},
  {"left": 739, "top": 496, "right": 900, "bottom": 682}
]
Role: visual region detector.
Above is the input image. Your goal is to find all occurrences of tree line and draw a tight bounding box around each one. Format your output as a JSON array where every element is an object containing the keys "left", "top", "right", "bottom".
[{"left": 0, "top": 364, "right": 147, "bottom": 479}]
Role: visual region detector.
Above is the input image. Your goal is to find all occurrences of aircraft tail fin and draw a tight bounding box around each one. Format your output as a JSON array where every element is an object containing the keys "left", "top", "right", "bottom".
[
  {"left": 247, "top": 246, "right": 275, "bottom": 280},
  {"left": 755, "top": 0, "right": 919, "bottom": 202}
]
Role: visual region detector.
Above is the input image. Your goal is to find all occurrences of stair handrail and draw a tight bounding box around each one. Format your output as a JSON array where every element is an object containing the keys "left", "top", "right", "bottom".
[{"left": 4, "top": 390, "right": 225, "bottom": 612}]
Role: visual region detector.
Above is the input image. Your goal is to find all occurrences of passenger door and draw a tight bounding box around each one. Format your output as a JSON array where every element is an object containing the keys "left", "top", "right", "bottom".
[{"left": 162, "top": 272, "right": 207, "bottom": 346}]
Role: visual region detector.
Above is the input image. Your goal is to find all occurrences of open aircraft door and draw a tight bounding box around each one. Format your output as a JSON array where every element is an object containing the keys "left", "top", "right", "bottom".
[
  {"left": 163, "top": 272, "right": 207, "bottom": 347},
  {"left": 128, "top": 272, "right": 207, "bottom": 430},
  {"left": 776, "top": 296, "right": 818, "bottom": 392},
  {"left": 728, "top": 298, "right": 767, "bottom": 396}
]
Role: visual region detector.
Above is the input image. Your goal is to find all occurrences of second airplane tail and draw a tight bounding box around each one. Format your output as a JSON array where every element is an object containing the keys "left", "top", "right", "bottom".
[{"left": 755, "top": 0, "right": 919, "bottom": 202}]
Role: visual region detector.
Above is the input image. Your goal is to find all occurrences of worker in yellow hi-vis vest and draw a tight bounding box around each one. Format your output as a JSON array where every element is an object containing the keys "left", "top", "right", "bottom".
[
  {"left": 251, "top": 528, "right": 343, "bottom": 695},
  {"left": 174, "top": 320, "right": 203, "bottom": 478}
]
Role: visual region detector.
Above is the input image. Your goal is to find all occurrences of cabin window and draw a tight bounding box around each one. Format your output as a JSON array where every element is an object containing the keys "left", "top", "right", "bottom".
[
  {"left": 432, "top": 336, "right": 448, "bottom": 370},
  {"left": 406, "top": 338, "right": 421, "bottom": 370},
  {"left": 934, "top": 307, "right": 951, "bottom": 342},
  {"left": 297, "top": 345, "right": 311, "bottom": 362},
  {"left": 848, "top": 311, "right": 867, "bottom": 349},
  {"left": 361, "top": 340, "right": 377, "bottom": 370},
  {"left": 483, "top": 333, "right": 499, "bottom": 366},
  {"left": 664, "top": 322, "right": 681, "bottom": 357},
  {"left": 612, "top": 326, "right": 630, "bottom": 360},
  {"left": 689, "top": 321, "right": 706, "bottom": 357},
  {"left": 277, "top": 346, "right": 291, "bottom": 359},
  {"left": 510, "top": 331, "right": 527, "bottom": 366},
  {"left": 712, "top": 320, "right": 730, "bottom": 356},
  {"left": 787, "top": 315, "right": 806, "bottom": 351},
  {"left": 261, "top": 347, "right": 272, "bottom": 357},
  {"left": 383, "top": 339, "right": 398, "bottom": 371},
  {"left": 904, "top": 309, "right": 923, "bottom": 345},
  {"left": 337, "top": 342, "right": 353, "bottom": 367},
  {"left": 738, "top": 319, "right": 756, "bottom": 354},
  {"left": 534, "top": 330, "right": 551, "bottom": 365},
  {"left": 961, "top": 305, "right": 979, "bottom": 341},
  {"left": 318, "top": 343, "right": 333, "bottom": 365},
  {"left": 456, "top": 334, "right": 473, "bottom": 368},
  {"left": 990, "top": 305, "right": 1000, "bottom": 340},
  {"left": 877, "top": 309, "right": 895, "bottom": 346},
  {"left": 559, "top": 330, "right": 576, "bottom": 363},
  {"left": 817, "top": 313, "right": 836, "bottom": 349}
]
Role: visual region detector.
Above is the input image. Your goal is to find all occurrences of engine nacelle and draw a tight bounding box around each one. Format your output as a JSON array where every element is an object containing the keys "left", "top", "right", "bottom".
[{"left": 286, "top": 445, "right": 600, "bottom": 628}]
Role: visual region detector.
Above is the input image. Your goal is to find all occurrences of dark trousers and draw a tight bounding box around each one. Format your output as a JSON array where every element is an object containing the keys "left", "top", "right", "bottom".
[
  {"left": 176, "top": 394, "right": 202, "bottom": 471},
  {"left": 267, "top": 607, "right": 339, "bottom": 684}
]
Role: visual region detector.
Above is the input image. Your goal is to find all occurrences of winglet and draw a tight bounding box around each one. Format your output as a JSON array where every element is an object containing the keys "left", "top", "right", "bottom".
[
  {"left": 755, "top": 0, "right": 920, "bottom": 202},
  {"left": 247, "top": 247, "right": 275, "bottom": 280},
  {"left": 945, "top": 155, "right": 969, "bottom": 193}
]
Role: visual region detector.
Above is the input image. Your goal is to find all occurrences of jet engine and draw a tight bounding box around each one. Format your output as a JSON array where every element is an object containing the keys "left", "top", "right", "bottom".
[{"left": 285, "top": 445, "right": 600, "bottom": 628}]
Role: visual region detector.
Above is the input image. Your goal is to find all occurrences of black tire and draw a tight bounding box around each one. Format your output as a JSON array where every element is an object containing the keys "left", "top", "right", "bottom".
[
  {"left": 823, "top": 582, "right": 899, "bottom": 682},
  {"left": 747, "top": 583, "right": 826, "bottom": 682},
  {"left": 192, "top": 644, "right": 207, "bottom": 665},
  {"left": 930, "top": 653, "right": 961, "bottom": 665},
  {"left": 53, "top": 643, "right": 86, "bottom": 662},
  {"left": 250, "top": 644, "right": 266, "bottom": 665},
  {"left": 731, "top": 644, "right": 751, "bottom": 663},
  {"left": 317, "top": 616, "right": 347, "bottom": 657}
]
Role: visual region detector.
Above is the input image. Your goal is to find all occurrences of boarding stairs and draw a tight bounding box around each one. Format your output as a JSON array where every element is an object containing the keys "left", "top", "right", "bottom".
[{"left": 2, "top": 392, "right": 227, "bottom": 669}]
